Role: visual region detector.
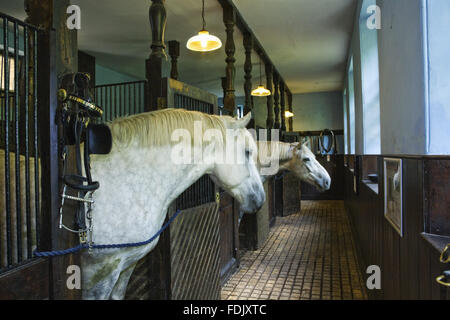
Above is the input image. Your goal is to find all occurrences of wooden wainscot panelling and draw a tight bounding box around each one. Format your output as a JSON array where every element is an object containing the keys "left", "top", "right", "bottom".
[
  {"left": 423, "top": 159, "right": 450, "bottom": 236},
  {"left": 361, "top": 155, "right": 378, "bottom": 181},
  {"left": 344, "top": 155, "right": 450, "bottom": 300}
]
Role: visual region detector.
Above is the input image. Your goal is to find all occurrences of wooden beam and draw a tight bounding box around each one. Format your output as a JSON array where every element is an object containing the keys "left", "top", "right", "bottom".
[
  {"left": 223, "top": 2, "right": 236, "bottom": 114},
  {"left": 146, "top": 0, "right": 169, "bottom": 111},
  {"left": 243, "top": 32, "right": 252, "bottom": 116},
  {"left": 26, "top": 0, "right": 80, "bottom": 300},
  {"left": 168, "top": 40, "right": 180, "bottom": 80},
  {"left": 280, "top": 81, "right": 286, "bottom": 132},
  {"left": 273, "top": 72, "right": 280, "bottom": 129},
  {"left": 265, "top": 62, "right": 274, "bottom": 130},
  {"left": 217, "top": 0, "right": 292, "bottom": 111}
]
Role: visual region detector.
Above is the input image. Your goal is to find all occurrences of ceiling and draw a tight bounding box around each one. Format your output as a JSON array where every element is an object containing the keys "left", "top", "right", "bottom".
[{"left": 0, "top": 0, "right": 357, "bottom": 96}]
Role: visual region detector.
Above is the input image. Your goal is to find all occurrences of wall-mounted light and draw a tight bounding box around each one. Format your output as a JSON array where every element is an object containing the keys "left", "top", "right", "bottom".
[
  {"left": 285, "top": 111, "right": 294, "bottom": 118},
  {"left": 251, "top": 58, "right": 271, "bottom": 97},
  {"left": 187, "top": 0, "right": 222, "bottom": 52}
]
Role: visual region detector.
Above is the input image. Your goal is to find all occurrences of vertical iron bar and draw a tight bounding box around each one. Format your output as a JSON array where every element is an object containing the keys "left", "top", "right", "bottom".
[
  {"left": 119, "top": 84, "right": 122, "bottom": 117},
  {"left": 14, "top": 22, "right": 22, "bottom": 262},
  {"left": 127, "top": 83, "right": 131, "bottom": 115},
  {"left": 24, "top": 26, "right": 32, "bottom": 259},
  {"left": 33, "top": 29, "right": 40, "bottom": 249},
  {"left": 133, "top": 83, "right": 136, "bottom": 114},
  {"left": 108, "top": 86, "right": 111, "bottom": 121},
  {"left": 138, "top": 82, "right": 142, "bottom": 114},
  {"left": 102, "top": 87, "right": 105, "bottom": 122},
  {"left": 4, "top": 18, "right": 12, "bottom": 266},
  {"left": 114, "top": 85, "right": 117, "bottom": 120}
]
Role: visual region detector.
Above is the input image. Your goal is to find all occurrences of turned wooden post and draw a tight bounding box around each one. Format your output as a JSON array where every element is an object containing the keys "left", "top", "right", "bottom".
[
  {"left": 168, "top": 40, "right": 180, "bottom": 80},
  {"left": 243, "top": 32, "right": 253, "bottom": 118},
  {"left": 223, "top": 3, "right": 236, "bottom": 114},
  {"left": 265, "top": 62, "right": 274, "bottom": 130},
  {"left": 146, "top": 0, "right": 168, "bottom": 111},
  {"left": 273, "top": 72, "right": 280, "bottom": 129},
  {"left": 221, "top": 76, "right": 227, "bottom": 115},
  {"left": 288, "top": 90, "right": 293, "bottom": 132},
  {"left": 280, "top": 81, "right": 286, "bottom": 132},
  {"left": 25, "top": 0, "right": 79, "bottom": 300}
]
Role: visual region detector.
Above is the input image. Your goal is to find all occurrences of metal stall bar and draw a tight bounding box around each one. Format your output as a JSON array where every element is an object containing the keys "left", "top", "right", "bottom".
[
  {"left": 3, "top": 17, "right": 12, "bottom": 267},
  {"left": 13, "top": 21, "right": 21, "bottom": 262}
]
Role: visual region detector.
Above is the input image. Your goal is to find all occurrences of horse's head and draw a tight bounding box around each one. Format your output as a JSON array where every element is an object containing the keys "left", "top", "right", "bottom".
[
  {"left": 208, "top": 112, "right": 265, "bottom": 213},
  {"left": 284, "top": 142, "right": 331, "bottom": 192}
]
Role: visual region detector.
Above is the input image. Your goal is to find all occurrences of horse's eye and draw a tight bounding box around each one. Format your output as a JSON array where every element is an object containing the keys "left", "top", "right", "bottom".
[
  {"left": 303, "top": 158, "right": 310, "bottom": 162},
  {"left": 245, "top": 150, "right": 251, "bottom": 158}
]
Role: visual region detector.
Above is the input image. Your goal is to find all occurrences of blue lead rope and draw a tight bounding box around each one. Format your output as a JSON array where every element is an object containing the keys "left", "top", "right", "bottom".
[{"left": 33, "top": 209, "right": 182, "bottom": 257}]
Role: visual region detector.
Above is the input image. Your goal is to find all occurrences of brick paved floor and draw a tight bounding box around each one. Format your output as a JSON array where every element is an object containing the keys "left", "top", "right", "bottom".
[{"left": 221, "top": 201, "right": 368, "bottom": 300}]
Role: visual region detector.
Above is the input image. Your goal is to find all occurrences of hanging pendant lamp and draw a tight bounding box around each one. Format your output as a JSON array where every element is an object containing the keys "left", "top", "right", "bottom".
[
  {"left": 187, "top": 0, "right": 222, "bottom": 52},
  {"left": 251, "top": 58, "right": 271, "bottom": 97}
]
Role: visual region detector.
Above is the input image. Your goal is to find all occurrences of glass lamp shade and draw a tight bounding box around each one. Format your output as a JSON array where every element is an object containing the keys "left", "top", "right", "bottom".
[
  {"left": 186, "top": 30, "right": 222, "bottom": 52},
  {"left": 251, "top": 85, "right": 271, "bottom": 97},
  {"left": 285, "top": 111, "right": 294, "bottom": 118}
]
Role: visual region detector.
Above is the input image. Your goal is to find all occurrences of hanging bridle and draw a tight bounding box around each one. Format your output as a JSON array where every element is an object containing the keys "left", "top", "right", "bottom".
[
  {"left": 58, "top": 72, "right": 112, "bottom": 246},
  {"left": 319, "top": 129, "right": 336, "bottom": 155}
]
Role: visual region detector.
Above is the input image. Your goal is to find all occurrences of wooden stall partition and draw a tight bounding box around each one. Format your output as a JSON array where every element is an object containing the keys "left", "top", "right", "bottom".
[
  {"left": 239, "top": 180, "right": 270, "bottom": 251},
  {"left": 280, "top": 132, "right": 301, "bottom": 217},
  {"left": 128, "top": 78, "right": 224, "bottom": 299},
  {"left": 282, "top": 172, "right": 301, "bottom": 216},
  {"left": 219, "top": 191, "right": 239, "bottom": 284}
]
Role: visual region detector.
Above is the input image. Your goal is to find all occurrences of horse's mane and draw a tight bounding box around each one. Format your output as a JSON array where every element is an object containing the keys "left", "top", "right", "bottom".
[
  {"left": 108, "top": 108, "right": 227, "bottom": 148},
  {"left": 257, "top": 141, "right": 296, "bottom": 163}
]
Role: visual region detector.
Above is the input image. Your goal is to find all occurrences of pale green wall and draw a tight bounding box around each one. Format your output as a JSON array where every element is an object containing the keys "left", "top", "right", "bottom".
[
  {"left": 292, "top": 92, "right": 343, "bottom": 132},
  {"left": 95, "top": 63, "right": 141, "bottom": 86}
]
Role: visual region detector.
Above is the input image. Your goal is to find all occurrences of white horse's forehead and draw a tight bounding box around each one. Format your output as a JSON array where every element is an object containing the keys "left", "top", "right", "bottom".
[
  {"left": 302, "top": 144, "right": 316, "bottom": 158},
  {"left": 235, "top": 128, "right": 257, "bottom": 149}
]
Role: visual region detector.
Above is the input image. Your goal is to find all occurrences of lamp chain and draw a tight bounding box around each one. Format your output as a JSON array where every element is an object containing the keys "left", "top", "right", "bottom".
[
  {"left": 259, "top": 58, "right": 263, "bottom": 86},
  {"left": 202, "top": 0, "right": 206, "bottom": 30}
]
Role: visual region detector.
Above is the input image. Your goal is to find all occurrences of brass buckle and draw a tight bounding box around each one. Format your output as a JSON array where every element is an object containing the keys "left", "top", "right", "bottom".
[{"left": 79, "top": 231, "right": 88, "bottom": 244}]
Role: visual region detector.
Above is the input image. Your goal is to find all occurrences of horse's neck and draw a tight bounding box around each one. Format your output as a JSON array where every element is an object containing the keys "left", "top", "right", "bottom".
[
  {"left": 258, "top": 141, "right": 294, "bottom": 182},
  {"left": 258, "top": 141, "right": 294, "bottom": 167},
  {"left": 89, "top": 145, "right": 211, "bottom": 243}
]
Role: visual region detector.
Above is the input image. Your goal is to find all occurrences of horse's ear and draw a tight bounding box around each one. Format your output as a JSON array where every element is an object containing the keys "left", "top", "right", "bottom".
[
  {"left": 235, "top": 112, "right": 252, "bottom": 128},
  {"left": 300, "top": 137, "right": 310, "bottom": 149}
]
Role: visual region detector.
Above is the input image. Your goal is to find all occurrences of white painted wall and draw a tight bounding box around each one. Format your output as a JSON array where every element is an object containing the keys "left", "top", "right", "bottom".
[
  {"left": 427, "top": 0, "right": 450, "bottom": 154},
  {"left": 377, "top": 0, "right": 428, "bottom": 154},
  {"left": 343, "top": 0, "right": 450, "bottom": 155}
]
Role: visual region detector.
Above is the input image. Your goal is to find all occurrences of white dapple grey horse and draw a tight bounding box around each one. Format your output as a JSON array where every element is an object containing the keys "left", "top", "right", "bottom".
[
  {"left": 82, "top": 108, "right": 265, "bottom": 299},
  {"left": 257, "top": 140, "right": 331, "bottom": 191}
]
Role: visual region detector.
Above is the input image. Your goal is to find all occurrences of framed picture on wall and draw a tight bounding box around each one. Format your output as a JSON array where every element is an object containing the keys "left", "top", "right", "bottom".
[{"left": 383, "top": 158, "right": 403, "bottom": 237}]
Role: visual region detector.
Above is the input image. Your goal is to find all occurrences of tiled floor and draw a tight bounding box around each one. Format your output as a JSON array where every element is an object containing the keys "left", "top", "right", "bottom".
[{"left": 221, "top": 201, "right": 368, "bottom": 300}]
